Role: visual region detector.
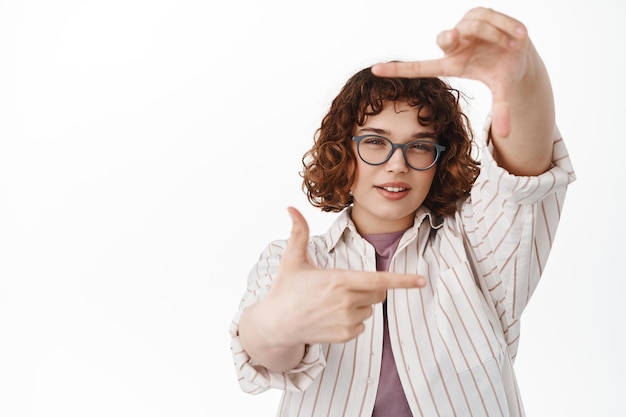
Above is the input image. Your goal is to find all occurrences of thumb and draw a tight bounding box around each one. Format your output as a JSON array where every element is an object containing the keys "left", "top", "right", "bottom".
[{"left": 282, "top": 207, "right": 312, "bottom": 268}]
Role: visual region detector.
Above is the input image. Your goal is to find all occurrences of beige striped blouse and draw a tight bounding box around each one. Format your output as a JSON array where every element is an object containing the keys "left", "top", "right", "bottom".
[{"left": 230, "top": 123, "right": 576, "bottom": 417}]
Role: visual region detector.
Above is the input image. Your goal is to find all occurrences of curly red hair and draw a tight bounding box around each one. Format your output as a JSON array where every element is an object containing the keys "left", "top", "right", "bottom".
[{"left": 301, "top": 66, "right": 480, "bottom": 217}]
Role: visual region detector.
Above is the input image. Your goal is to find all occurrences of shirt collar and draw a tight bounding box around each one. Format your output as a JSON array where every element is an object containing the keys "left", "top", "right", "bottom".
[{"left": 323, "top": 206, "right": 443, "bottom": 253}]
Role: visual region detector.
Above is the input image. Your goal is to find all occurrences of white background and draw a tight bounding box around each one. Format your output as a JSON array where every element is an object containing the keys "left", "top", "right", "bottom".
[{"left": 1, "top": 0, "right": 624, "bottom": 416}]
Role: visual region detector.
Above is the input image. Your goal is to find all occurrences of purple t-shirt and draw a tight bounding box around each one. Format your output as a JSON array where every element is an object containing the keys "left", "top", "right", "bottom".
[{"left": 363, "top": 230, "right": 413, "bottom": 417}]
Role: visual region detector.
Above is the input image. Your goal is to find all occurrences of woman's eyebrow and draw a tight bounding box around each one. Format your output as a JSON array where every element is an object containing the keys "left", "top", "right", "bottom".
[
  {"left": 356, "top": 127, "right": 389, "bottom": 135},
  {"left": 411, "top": 131, "right": 438, "bottom": 139},
  {"left": 355, "top": 127, "right": 437, "bottom": 139}
]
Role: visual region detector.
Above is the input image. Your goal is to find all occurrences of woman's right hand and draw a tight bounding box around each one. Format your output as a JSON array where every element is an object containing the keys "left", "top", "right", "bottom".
[{"left": 238, "top": 207, "right": 426, "bottom": 371}]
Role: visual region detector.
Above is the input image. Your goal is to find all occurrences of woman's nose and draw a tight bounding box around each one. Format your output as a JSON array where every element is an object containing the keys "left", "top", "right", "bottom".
[{"left": 385, "top": 147, "right": 409, "bottom": 172}]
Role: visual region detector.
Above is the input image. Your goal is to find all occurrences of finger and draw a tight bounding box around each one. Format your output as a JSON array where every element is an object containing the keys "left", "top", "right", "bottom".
[
  {"left": 343, "top": 270, "right": 427, "bottom": 291},
  {"left": 337, "top": 322, "right": 367, "bottom": 343},
  {"left": 436, "top": 29, "right": 459, "bottom": 54},
  {"left": 282, "top": 206, "right": 312, "bottom": 267},
  {"left": 455, "top": 18, "right": 522, "bottom": 51},
  {"left": 353, "top": 289, "right": 388, "bottom": 306},
  {"left": 459, "top": 8, "right": 527, "bottom": 49},
  {"left": 354, "top": 305, "right": 374, "bottom": 323},
  {"left": 464, "top": 7, "right": 527, "bottom": 40},
  {"left": 371, "top": 59, "right": 447, "bottom": 79}
]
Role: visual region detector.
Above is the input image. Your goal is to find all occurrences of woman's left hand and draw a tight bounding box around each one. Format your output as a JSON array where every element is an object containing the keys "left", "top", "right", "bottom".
[
  {"left": 373, "top": 7, "right": 555, "bottom": 175},
  {"left": 372, "top": 7, "right": 536, "bottom": 139}
]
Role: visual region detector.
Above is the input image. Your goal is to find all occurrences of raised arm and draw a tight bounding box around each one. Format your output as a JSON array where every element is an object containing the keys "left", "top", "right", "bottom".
[{"left": 372, "top": 7, "right": 554, "bottom": 176}]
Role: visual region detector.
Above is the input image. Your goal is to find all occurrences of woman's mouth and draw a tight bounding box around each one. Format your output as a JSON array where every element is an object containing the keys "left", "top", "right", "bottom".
[
  {"left": 375, "top": 184, "right": 411, "bottom": 200},
  {"left": 378, "top": 186, "right": 408, "bottom": 193}
]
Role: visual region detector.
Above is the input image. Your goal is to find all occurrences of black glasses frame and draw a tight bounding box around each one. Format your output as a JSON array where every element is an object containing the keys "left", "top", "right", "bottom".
[{"left": 352, "top": 135, "right": 446, "bottom": 171}]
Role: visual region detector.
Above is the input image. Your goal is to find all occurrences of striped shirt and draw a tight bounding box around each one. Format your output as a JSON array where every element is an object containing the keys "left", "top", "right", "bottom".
[{"left": 229, "top": 123, "right": 576, "bottom": 417}]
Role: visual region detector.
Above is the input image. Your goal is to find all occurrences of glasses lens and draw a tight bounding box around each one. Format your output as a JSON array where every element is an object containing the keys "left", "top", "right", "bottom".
[
  {"left": 357, "top": 136, "right": 393, "bottom": 165},
  {"left": 405, "top": 140, "right": 439, "bottom": 170},
  {"left": 356, "top": 136, "right": 441, "bottom": 170}
]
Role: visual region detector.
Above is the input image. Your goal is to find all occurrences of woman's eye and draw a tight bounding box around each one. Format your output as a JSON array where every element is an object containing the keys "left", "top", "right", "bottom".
[
  {"left": 409, "top": 142, "right": 433, "bottom": 152},
  {"left": 363, "top": 137, "right": 386, "bottom": 145}
]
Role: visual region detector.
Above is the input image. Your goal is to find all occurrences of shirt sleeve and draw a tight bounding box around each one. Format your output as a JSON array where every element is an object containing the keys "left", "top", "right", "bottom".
[
  {"left": 229, "top": 240, "right": 326, "bottom": 394},
  {"left": 461, "top": 118, "right": 576, "bottom": 360}
]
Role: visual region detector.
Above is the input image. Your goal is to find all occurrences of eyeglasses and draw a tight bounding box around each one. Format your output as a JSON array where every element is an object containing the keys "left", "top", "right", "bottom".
[{"left": 352, "top": 135, "right": 446, "bottom": 171}]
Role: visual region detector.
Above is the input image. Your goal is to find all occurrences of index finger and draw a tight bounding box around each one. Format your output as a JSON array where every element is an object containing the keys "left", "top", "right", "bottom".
[
  {"left": 343, "top": 270, "right": 428, "bottom": 291},
  {"left": 371, "top": 59, "right": 447, "bottom": 79}
]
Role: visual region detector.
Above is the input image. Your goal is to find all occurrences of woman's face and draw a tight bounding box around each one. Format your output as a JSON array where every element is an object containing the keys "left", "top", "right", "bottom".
[{"left": 350, "top": 101, "right": 438, "bottom": 234}]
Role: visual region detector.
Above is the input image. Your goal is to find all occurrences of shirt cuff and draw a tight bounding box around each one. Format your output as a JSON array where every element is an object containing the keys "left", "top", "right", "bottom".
[
  {"left": 479, "top": 117, "right": 576, "bottom": 205},
  {"left": 229, "top": 309, "right": 326, "bottom": 394}
]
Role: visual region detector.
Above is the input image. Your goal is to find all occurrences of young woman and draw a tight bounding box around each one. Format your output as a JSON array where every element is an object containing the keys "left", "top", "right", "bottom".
[{"left": 230, "top": 8, "right": 575, "bottom": 417}]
